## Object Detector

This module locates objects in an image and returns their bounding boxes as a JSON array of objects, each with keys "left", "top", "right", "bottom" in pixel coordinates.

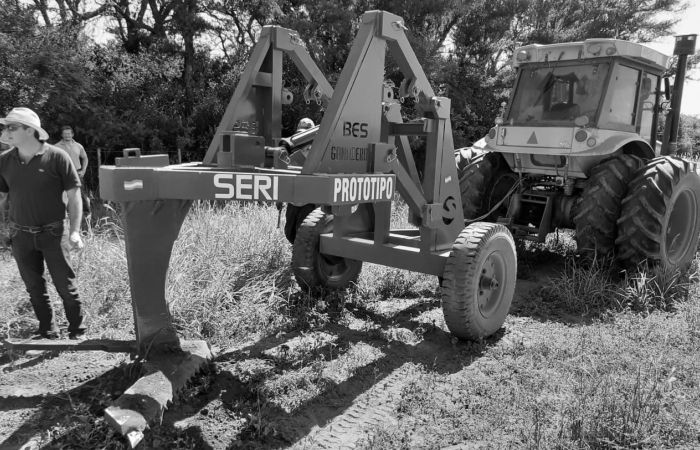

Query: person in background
[
  {"left": 284, "top": 118, "right": 317, "bottom": 242},
  {"left": 296, "top": 117, "right": 314, "bottom": 132},
  {"left": 0, "top": 107, "right": 86, "bottom": 339},
  {"left": 54, "top": 125, "right": 91, "bottom": 223},
  {"left": 288, "top": 118, "right": 315, "bottom": 167}
]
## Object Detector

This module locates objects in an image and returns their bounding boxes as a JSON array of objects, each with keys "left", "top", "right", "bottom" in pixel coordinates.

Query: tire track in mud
[
  {"left": 295, "top": 364, "right": 412, "bottom": 449},
  {"left": 290, "top": 276, "right": 555, "bottom": 449}
]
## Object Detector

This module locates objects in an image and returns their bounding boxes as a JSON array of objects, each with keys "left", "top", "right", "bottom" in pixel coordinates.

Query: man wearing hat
[{"left": 0, "top": 107, "right": 86, "bottom": 339}]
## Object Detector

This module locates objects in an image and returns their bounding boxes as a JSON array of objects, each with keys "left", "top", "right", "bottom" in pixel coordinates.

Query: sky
[{"left": 648, "top": 1, "right": 700, "bottom": 116}]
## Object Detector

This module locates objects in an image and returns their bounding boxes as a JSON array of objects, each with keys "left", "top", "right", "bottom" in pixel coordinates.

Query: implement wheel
[
  {"left": 441, "top": 222, "right": 517, "bottom": 340},
  {"left": 574, "top": 154, "right": 643, "bottom": 260},
  {"left": 284, "top": 203, "right": 316, "bottom": 243},
  {"left": 459, "top": 152, "right": 516, "bottom": 221},
  {"left": 292, "top": 208, "right": 362, "bottom": 291},
  {"left": 616, "top": 156, "right": 700, "bottom": 271}
]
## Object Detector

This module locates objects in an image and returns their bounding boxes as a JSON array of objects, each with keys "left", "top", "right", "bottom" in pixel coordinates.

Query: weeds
[
  {"left": 2, "top": 202, "right": 700, "bottom": 449},
  {"left": 618, "top": 264, "right": 693, "bottom": 314},
  {"left": 534, "top": 253, "right": 699, "bottom": 317},
  {"left": 537, "top": 256, "right": 620, "bottom": 315}
]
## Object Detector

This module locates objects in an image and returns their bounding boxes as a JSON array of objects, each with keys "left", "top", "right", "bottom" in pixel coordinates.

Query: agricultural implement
[
  {"left": 5, "top": 10, "right": 696, "bottom": 448},
  {"left": 4, "top": 11, "right": 518, "bottom": 446},
  {"left": 457, "top": 33, "right": 700, "bottom": 271}
]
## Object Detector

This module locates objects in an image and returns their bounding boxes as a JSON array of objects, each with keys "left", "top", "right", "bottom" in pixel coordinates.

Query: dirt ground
[{"left": 0, "top": 251, "right": 564, "bottom": 449}]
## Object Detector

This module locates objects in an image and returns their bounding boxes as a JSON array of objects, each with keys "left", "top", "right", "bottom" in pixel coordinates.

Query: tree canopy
[{"left": 0, "top": 0, "right": 689, "bottom": 187}]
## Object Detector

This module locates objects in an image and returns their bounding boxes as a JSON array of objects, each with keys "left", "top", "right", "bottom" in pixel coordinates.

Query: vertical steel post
[{"left": 662, "top": 34, "right": 697, "bottom": 155}]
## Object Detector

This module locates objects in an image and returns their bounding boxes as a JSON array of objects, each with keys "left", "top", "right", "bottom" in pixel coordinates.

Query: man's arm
[
  {"left": 65, "top": 187, "right": 84, "bottom": 249},
  {"left": 78, "top": 145, "right": 88, "bottom": 177}
]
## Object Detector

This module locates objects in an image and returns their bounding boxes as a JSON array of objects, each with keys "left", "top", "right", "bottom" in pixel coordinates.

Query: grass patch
[
  {"left": 2, "top": 203, "right": 700, "bottom": 449},
  {"left": 533, "top": 251, "right": 698, "bottom": 318}
]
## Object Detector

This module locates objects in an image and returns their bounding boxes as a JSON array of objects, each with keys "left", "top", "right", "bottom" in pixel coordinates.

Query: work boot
[
  {"left": 68, "top": 329, "right": 87, "bottom": 340},
  {"left": 32, "top": 330, "right": 59, "bottom": 340}
]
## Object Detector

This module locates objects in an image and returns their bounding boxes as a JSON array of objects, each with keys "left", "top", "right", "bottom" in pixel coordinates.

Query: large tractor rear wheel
[
  {"left": 616, "top": 156, "right": 700, "bottom": 272},
  {"left": 459, "top": 152, "right": 516, "bottom": 221},
  {"left": 574, "top": 154, "right": 643, "bottom": 260},
  {"left": 441, "top": 222, "right": 517, "bottom": 340},
  {"left": 292, "top": 208, "right": 362, "bottom": 291}
]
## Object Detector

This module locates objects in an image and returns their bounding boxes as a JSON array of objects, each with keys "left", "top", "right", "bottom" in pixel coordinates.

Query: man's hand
[{"left": 69, "top": 231, "right": 84, "bottom": 250}]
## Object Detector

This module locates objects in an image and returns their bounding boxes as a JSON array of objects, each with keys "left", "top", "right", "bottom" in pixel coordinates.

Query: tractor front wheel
[
  {"left": 441, "top": 222, "right": 517, "bottom": 340},
  {"left": 616, "top": 156, "right": 700, "bottom": 272},
  {"left": 292, "top": 208, "right": 362, "bottom": 291},
  {"left": 459, "top": 152, "right": 516, "bottom": 221}
]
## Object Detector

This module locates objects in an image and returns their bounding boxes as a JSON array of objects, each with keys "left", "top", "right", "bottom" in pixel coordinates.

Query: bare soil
[{"left": 0, "top": 251, "right": 598, "bottom": 449}]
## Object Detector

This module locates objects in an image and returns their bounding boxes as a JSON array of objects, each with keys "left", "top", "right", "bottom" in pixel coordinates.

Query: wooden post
[
  {"left": 97, "top": 147, "right": 102, "bottom": 168},
  {"left": 177, "top": 146, "right": 182, "bottom": 164}
]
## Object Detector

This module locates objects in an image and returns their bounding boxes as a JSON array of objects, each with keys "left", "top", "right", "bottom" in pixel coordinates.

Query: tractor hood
[
  {"left": 481, "top": 126, "right": 653, "bottom": 158},
  {"left": 486, "top": 126, "right": 574, "bottom": 154}
]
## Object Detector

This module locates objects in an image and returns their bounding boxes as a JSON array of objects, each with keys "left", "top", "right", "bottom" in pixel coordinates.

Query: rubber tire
[
  {"left": 441, "top": 222, "right": 517, "bottom": 340},
  {"left": 574, "top": 154, "right": 644, "bottom": 260},
  {"left": 284, "top": 203, "right": 316, "bottom": 243},
  {"left": 459, "top": 152, "right": 515, "bottom": 221},
  {"left": 616, "top": 156, "right": 700, "bottom": 271},
  {"left": 292, "top": 208, "right": 363, "bottom": 290}
]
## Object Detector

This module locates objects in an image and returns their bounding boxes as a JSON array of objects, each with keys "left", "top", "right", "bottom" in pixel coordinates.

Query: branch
[
  {"left": 437, "top": 14, "right": 462, "bottom": 48},
  {"left": 56, "top": 0, "right": 67, "bottom": 23},
  {"left": 32, "top": 0, "right": 53, "bottom": 27}
]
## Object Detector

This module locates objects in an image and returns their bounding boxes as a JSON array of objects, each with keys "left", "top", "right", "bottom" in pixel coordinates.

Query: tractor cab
[
  {"left": 481, "top": 38, "right": 669, "bottom": 173},
  {"left": 459, "top": 35, "right": 700, "bottom": 271}
]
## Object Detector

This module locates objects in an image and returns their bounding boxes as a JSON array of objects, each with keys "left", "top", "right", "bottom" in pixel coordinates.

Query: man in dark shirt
[{"left": 0, "top": 107, "right": 86, "bottom": 339}]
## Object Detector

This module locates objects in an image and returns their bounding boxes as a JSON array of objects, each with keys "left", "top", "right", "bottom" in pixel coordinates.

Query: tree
[
  {"left": 170, "top": 0, "right": 209, "bottom": 115},
  {"left": 203, "top": 0, "right": 283, "bottom": 59},
  {"left": 30, "top": 0, "right": 110, "bottom": 27},
  {"left": 108, "top": 0, "right": 177, "bottom": 52}
]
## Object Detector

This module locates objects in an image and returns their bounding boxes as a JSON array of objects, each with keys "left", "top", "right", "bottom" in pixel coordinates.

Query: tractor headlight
[
  {"left": 586, "top": 137, "right": 597, "bottom": 147},
  {"left": 575, "top": 129, "right": 588, "bottom": 142},
  {"left": 587, "top": 43, "right": 602, "bottom": 55},
  {"left": 488, "top": 127, "right": 497, "bottom": 139},
  {"left": 516, "top": 50, "right": 530, "bottom": 62}
]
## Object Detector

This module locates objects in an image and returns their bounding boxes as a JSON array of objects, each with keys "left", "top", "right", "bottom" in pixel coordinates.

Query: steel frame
[{"left": 99, "top": 10, "right": 465, "bottom": 354}]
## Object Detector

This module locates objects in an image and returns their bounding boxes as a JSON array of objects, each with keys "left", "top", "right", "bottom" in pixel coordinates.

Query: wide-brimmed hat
[{"left": 0, "top": 107, "right": 49, "bottom": 141}]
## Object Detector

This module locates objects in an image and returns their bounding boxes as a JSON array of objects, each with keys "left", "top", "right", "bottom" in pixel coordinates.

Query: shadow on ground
[
  {"left": 154, "top": 292, "right": 504, "bottom": 449},
  {"left": 0, "top": 358, "right": 214, "bottom": 450}
]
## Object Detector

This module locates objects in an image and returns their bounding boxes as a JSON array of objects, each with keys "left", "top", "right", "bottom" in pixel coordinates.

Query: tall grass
[
  {"left": 536, "top": 255, "right": 698, "bottom": 317},
  {"left": 166, "top": 202, "right": 294, "bottom": 347}
]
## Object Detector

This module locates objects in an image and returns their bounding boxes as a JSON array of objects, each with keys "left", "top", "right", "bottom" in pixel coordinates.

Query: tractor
[{"left": 455, "top": 34, "right": 700, "bottom": 271}]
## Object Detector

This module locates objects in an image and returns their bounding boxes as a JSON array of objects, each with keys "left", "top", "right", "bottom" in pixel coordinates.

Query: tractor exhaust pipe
[{"left": 661, "top": 34, "right": 697, "bottom": 156}]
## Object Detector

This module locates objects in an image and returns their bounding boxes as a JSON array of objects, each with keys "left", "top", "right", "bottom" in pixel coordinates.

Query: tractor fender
[{"left": 571, "top": 135, "right": 655, "bottom": 159}]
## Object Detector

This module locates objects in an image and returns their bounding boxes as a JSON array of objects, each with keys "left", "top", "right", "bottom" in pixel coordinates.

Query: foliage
[
  {"left": 678, "top": 113, "right": 700, "bottom": 153},
  {"left": 0, "top": 0, "right": 687, "bottom": 178}
]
